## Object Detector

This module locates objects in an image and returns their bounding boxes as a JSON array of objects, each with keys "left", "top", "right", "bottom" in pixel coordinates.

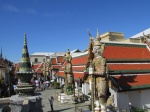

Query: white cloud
[{"left": 3, "top": 4, "right": 20, "bottom": 12}]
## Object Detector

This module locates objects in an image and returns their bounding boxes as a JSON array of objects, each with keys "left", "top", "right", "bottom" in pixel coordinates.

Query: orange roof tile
[
  {"left": 57, "top": 56, "right": 64, "bottom": 63},
  {"left": 71, "top": 55, "right": 87, "bottom": 65},
  {"left": 56, "top": 55, "right": 87, "bottom": 80},
  {"left": 108, "top": 63, "right": 150, "bottom": 73},
  {"left": 72, "top": 66, "right": 85, "bottom": 71},
  {"left": 103, "top": 44, "right": 150, "bottom": 61},
  {"left": 32, "top": 64, "right": 39, "bottom": 70},
  {"left": 53, "top": 65, "right": 61, "bottom": 69},
  {"left": 56, "top": 71, "right": 84, "bottom": 79},
  {"left": 51, "top": 58, "right": 57, "bottom": 65},
  {"left": 32, "top": 63, "right": 44, "bottom": 74},
  {"left": 112, "top": 74, "right": 150, "bottom": 91}
]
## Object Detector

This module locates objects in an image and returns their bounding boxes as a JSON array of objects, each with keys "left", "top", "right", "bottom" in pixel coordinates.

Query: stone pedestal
[
  {"left": 58, "top": 93, "right": 77, "bottom": 104},
  {"left": 58, "top": 93, "right": 72, "bottom": 103},
  {"left": 101, "top": 104, "right": 106, "bottom": 112},
  {"left": 15, "top": 83, "right": 35, "bottom": 96},
  {"left": 9, "top": 94, "right": 42, "bottom": 112},
  {"left": 95, "top": 100, "right": 101, "bottom": 112}
]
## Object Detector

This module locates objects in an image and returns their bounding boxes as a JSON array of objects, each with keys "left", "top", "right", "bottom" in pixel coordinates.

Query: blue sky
[{"left": 1, "top": 0, "right": 150, "bottom": 62}]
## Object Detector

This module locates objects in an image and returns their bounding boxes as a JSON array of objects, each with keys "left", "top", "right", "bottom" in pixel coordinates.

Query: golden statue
[
  {"left": 92, "top": 33, "right": 108, "bottom": 112},
  {"left": 64, "top": 49, "right": 74, "bottom": 95}
]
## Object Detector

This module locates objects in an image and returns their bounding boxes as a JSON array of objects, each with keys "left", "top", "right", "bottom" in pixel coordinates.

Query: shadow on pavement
[{"left": 47, "top": 107, "right": 75, "bottom": 112}]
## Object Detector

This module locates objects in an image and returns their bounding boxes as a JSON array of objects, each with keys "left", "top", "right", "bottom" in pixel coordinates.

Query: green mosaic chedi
[
  {"left": 19, "top": 34, "right": 33, "bottom": 73},
  {"left": 16, "top": 34, "right": 35, "bottom": 96}
]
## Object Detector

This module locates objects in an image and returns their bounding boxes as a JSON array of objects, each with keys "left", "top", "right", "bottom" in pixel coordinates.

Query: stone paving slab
[{"left": 40, "top": 88, "right": 91, "bottom": 112}]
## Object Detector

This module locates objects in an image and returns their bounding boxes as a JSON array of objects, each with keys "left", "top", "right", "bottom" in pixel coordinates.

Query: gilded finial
[
  {"left": 24, "top": 33, "right": 27, "bottom": 45},
  {"left": 97, "top": 28, "right": 99, "bottom": 36},
  {"left": 96, "top": 28, "right": 101, "bottom": 40},
  {"left": 87, "top": 29, "right": 92, "bottom": 37},
  {"left": 67, "top": 48, "right": 70, "bottom": 54},
  {"left": 87, "top": 29, "right": 93, "bottom": 41}
]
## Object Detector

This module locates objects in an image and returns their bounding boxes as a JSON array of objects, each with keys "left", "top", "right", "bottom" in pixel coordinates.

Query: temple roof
[
  {"left": 111, "top": 74, "right": 150, "bottom": 91},
  {"left": 107, "top": 63, "right": 150, "bottom": 74},
  {"left": 31, "top": 52, "right": 54, "bottom": 56},
  {"left": 56, "top": 52, "right": 88, "bottom": 80},
  {"left": 32, "top": 63, "right": 43, "bottom": 74},
  {"left": 51, "top": 58, "right": 57, "bottom": 65},
  {"left": 102, "top": 42, "right": 150, "bottom": 62},
  {"left": 130, "top": 28, "right": 150, "bottom": 38}
]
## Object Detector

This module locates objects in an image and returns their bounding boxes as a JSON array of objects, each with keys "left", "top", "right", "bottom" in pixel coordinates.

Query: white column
[
  {"left": 82, "top": 83, "right": 84, "bottom": 94},
  {"left": 57, "top": 77, "right": 59, "bottom": 82},
  {"left": 59, "top": 78, "right": 61, "bottom": 83},
  {"left": 85, "top": 83, "right": 90, "bottom": 95},
  {"left": 62, "top": 79, "right": 64, "bottom": 85},
  {"left": 75, "top": 82, "right": 77, "bottom": 88}
]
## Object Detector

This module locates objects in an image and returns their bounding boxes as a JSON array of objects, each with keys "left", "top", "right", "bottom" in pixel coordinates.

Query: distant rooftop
[
  {"left": 71, "top": 51, "right": 88, "bottom": 58},
  {"left": 30, "top": 49, "right": 81, "bottom": 57},
  {"left": 50, "top": 52, "right": 66, "bottom": 57},
  {"left": 130, "top": 28, "right": 150, "bottom": 38},
  {"left": 31, "top": 52, "right": 54, "bottom": 56}
]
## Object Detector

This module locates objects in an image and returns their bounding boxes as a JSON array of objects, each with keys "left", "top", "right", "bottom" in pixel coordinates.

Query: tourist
[
  {"left": 49, "top": 96, "right": 54, "bottom": 112},
  {"left": 35, "top": 78, "right": 39, "bottom": 92},
  {"left": 43, "top": 81, "right": 47, "bottom": 90}
]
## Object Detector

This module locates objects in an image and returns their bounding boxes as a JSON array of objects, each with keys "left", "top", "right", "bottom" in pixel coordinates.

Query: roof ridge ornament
[{"left": 88, "top": 29, "right": 93, "bottom": 42}]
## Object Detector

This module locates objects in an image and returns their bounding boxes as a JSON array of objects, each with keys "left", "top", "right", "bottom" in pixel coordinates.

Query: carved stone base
[
  {"left": 95, "top": 106, "right": 101, "bottom": 112},
  {"left": 95, "top": 100, "right": 101, "bottom": 112},
  {"left": 101, "top": 104, "right": 106, "bottom": 112},
  {"left": 16, "top": 83, "right": 36, "bottom": 96},
  {"left": 9, "top": 94, "right": 42, "bottom": 112}
]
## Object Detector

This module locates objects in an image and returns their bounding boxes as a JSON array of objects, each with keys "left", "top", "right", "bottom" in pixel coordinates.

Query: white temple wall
[
  {"left": 80, "top": 82, "right": 90, "bottom": 95},
  {"left": 117, "top": 92, "right": 129, "bottom": 111},
  {"left": 62, "top": 78, "right": 65, "bottom": 85},
  {"left": 75, "top": 82, "right": 78, "bottom": 88},
  {"left": 128, "top": 91, "right": 141, "bottom": 108},
  {"left": 116, "top": 89, "right": 150, "bottom": 111},
  {"left": 141, "top": 89, "right": 150, "bottom": 109},
  {"left": 57, "top": 77, "right": 59, "bottom": 82}
]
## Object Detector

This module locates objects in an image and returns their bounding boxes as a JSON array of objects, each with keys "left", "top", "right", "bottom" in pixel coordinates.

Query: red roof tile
[
  {"left": 32, "top": 64, "right": 39, "bottom": 70},
  {"left": 32, "top": 63, "right": 44, "bottom": 74},
  {"left": 112, "top": 74, "right": 150, "bottom": 91},
  {"left": 103, "top": 44, "right": 150, "bottom": 61},
  {"left": 72, "top": 66, "right": 85, "bottom": 71},
  {"left": 56, "top": 71, "right": 84, "bottom": 79},
  {"left": 56, "top": 55, "right": 87, "bottom": 80},
  {"left": 108, "top": 63, "right": 150, "bottom": 71},
  {"left": 57, "top": 56, "right": 64, "bottom": 63},
  {"left": 53, "top": 65, "right": 61, "bottom": 69},
  {"left": 51, "top": 58, "right": 57, "bottom": 65},
  {"left": 71, "top": 55, "right": 88, "bottom": 65}
]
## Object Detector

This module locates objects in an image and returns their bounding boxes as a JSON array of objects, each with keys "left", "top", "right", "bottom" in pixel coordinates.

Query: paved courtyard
[{"left": 40, "top": 88, "right": 90, "bottom": 112}]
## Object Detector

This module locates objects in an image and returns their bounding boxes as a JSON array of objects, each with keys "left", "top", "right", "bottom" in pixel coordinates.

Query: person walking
[{"left": 49, "top": 96, "right": 54, "bottom": 112}]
